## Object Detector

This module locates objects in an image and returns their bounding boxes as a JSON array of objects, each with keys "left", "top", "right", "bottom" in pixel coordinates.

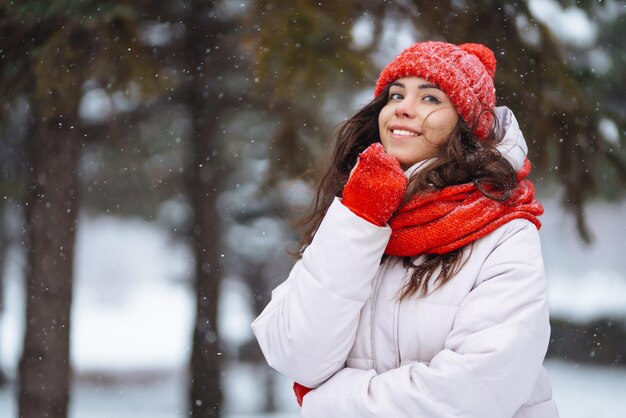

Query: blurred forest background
[{"left": 0, "top": 0, "right": 625, "bottom": 417}]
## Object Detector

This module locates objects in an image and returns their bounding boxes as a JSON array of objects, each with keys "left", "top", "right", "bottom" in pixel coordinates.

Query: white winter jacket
[{"left": 252, "top": 107, "right": 559, "bottom": 417}]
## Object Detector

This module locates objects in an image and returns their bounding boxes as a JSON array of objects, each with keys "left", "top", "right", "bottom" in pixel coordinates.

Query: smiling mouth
[{"left": 390, "top": 128, "right": 420, "bottom": 137}]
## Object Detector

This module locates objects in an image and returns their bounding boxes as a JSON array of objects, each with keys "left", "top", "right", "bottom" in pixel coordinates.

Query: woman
[{"left": 251, "top": 41, "right": 559, "bottom": 417}]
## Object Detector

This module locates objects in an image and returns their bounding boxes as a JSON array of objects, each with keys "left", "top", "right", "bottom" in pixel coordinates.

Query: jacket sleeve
[
  {"left": 301, "top": 219, "right": 552, "bottom": 418},
  {"left": 251, "top": 197, "right": 392, "bottom": 387}
]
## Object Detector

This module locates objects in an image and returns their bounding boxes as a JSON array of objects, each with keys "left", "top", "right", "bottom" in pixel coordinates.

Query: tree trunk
[
  {"left": 187, "top": 124, "right": 224, "bottom": 418},
  {"left": 251, "top": 267, "right": 277, "bottom": 413},
  {"left": 187, "top": 99, "right": 224, "bottom": 415},
  {"left": 186, "top": 2, "right": 227, "bottom": 416},
  {"left": 0, "top": 203, "right": 7, "bottom": 386},
  {"left": 18, "top": 114, "right": 80, "bottom": 418}
]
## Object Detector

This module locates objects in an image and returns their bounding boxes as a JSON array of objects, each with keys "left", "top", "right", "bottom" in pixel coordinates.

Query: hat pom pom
[{"left": 459, "top": 43, "right": 496, "bottom": 79}]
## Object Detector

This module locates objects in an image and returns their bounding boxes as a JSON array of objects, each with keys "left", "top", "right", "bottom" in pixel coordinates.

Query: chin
[
  {"left": 388, "top": 150, "right": 410, "bottom": 163},
  {"left": 395, "top": 157, "right": 412, "bottom": 170}
]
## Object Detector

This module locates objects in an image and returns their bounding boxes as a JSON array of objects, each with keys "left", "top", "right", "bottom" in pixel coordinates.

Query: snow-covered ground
[
  {"left": 1, "top": 360, "right": 625, "bottom": 417},
  {"left": 1, "top": 196, "right": 625, "bottom": 417}
]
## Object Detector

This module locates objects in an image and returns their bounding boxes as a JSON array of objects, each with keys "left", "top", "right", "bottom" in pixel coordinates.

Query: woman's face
[{"left": 378, "top": 76, "right": 459, "bottom": 170}]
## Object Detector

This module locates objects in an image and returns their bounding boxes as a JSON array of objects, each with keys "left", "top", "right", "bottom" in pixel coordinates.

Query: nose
[{"left": 394, "top": 98, "right": 417, "bottom": 119}]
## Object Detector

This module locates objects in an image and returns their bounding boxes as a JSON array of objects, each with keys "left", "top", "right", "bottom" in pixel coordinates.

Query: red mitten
[
  {"left": 293, "top": 382, "right": 313, "bottom": 407},
  {"left": 341, "top": 142, "right": 407, "bottom": 226}
]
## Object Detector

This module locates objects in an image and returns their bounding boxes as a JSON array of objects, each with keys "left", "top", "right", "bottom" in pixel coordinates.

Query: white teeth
[{"left": 392, "top": 129, "right": 418, "bottom": 137}]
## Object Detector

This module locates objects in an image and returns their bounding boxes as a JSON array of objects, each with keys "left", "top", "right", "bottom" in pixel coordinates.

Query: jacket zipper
[
  {"left": 395, "top": 279, "right": 402, "bottom": 369},
  {"left": 370, "top": 259, "right": 389, "bottom": 372},
  {"left": 395, "top": 262, "right": 411, "bottom": 369}
]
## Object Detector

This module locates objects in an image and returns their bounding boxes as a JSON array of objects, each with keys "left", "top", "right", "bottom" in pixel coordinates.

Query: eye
[
  {"left": 422, "top": 94, "right": 442, "bottom": 104},
  {"left": 388, "top": 92, "right": 404, "bottom": 101}
]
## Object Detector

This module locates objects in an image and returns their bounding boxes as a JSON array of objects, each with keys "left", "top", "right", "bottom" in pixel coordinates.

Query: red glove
[
  {"left": 341, "top": 142, "right": 407, "bottom": 226},
  {"left": 293, "top": 382, "right": 313, "bottom": 407}
]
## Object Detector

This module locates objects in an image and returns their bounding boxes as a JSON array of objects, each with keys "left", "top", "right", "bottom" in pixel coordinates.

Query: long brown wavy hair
[{"left": 296, "top": 85, "right": 517, "bottom": 299}]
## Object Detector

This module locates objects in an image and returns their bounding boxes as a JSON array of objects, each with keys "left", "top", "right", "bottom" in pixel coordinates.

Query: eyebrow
[{"left": 390, "top": 81, "right": 442, "bottom": 90}]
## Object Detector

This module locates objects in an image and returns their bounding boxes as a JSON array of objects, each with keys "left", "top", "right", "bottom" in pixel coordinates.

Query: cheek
[
  {"left": 378, "top": 105, "right": 393, "bottom": 131},
  {"left": 423, "top": 108, "right": 458, "bottom": 144}
]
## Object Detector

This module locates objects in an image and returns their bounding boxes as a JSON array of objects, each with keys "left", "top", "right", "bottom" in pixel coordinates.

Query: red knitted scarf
[{"left": 385, "top": 159, "right": 543, "bottom": 256}]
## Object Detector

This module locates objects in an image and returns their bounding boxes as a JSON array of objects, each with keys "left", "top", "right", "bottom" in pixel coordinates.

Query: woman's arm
[
  {"left": 300, "top": 219, "right": 552, "bottom": 417},
  {"left": 251, "top": 197, "right": 392, "bottom": 387},
  {"left": 252, "top": 143, "right": 406, "bottom": 387}
]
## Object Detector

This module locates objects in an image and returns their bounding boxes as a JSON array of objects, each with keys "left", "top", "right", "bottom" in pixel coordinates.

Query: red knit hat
[{"left": 375, "top": 41, "right": 497, "bottom": 139}]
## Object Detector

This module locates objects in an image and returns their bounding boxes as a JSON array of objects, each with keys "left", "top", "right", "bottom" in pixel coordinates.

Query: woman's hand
[
  {"left": 341, "top": 142, "right": 407, "bottom": 226},
  {"left": 293, "top": 382, "right": 313, "bottom": 407}
]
